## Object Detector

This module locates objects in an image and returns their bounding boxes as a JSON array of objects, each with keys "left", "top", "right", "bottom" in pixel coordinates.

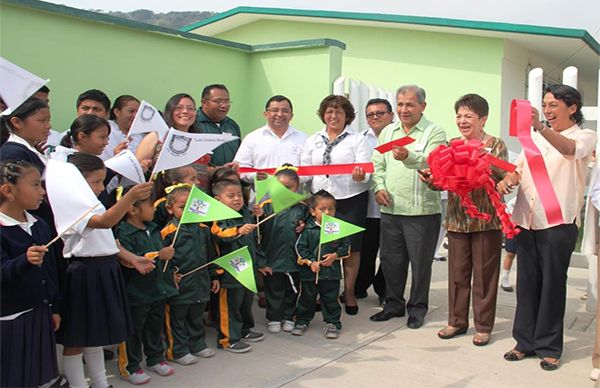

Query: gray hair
[{"left": 396, "top": 85, "right": 426, "bottom": 104}]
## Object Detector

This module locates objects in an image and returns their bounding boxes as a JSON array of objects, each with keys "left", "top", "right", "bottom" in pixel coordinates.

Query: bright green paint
[{"left": 214, "top": 20, "right": 504, "bottom": 138}]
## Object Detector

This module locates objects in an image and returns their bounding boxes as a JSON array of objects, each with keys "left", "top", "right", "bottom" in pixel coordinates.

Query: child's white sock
[
  {"left": 83, "top": 347, "right": 109, "bottom": 388},
  {"left": 62, "top": 353, "right": 87, "bottom": 388},
  {"left": 501, "top": 269, "right": 511, "bottom": 286}
]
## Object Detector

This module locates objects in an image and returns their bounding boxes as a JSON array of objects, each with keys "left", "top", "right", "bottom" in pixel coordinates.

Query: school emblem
[
  {"left": 140, "top": 105, "right": 156, "bottom": 122},
  {"left": 324, "top": 221, "right": 340, "bottom": 235},
  {"left": 229, "top": 256, "right": 248, "bottom": 273},
  {"left": 168, "top": 134, "right": 191, "bottom": 155},
  {"left": 189, "top": 199, "right": 209, "bottom": 216}
]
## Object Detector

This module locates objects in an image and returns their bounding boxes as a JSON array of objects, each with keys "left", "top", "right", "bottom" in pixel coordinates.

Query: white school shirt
[
  {"left": 7, "top": 133, "right": 47, "bottom": 165},
  {"left": 362, "top": 127, "right": 381, "bottom": 218},
  {"left": 61, "top": 204, "right": 119, "bottom": 258},
  {"left": 234, "top": 125, "right": 307, "bottom": 183},
  {"left": 301, "top": 126, "right": 371, "bottom": 200},
  {"left": 99, "top": 120, "right": 144, "bottom": 161}
]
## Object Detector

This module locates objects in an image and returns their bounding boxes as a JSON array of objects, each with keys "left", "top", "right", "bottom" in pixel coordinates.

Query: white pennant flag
[
  {"left": 104, "top": 149, "right": 145, "bottom": 184},
  {"left": 127, "top": 100, "right": 170, "bottom": 141},
  {"left": 0, "top": 57, "right": 49, "bottom": 116},
  {"left": 45, "top": 159, "right": 101, "bottom": 236},
  {"left": 151, "top": 128, "right": 238, "bottom": 176}
]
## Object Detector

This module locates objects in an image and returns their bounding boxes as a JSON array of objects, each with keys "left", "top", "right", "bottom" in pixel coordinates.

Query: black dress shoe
[
  {"left": 345, "top": 305, "right": 359, "bottom": 315},
  {"left": 540, "top": 358, "right": 560, "bottom": 371},
  {"left": 369, "top": 310, "right": 404, "bottom": 322},
  {"left": 406, "top": 316, "right": 424, "bottom": 329}
]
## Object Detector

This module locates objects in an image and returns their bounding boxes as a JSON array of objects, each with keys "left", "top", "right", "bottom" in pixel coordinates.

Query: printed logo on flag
[
  {"left": 168, "top": 134, "right": 192, "bottom": 155},
  {"left": 324, "top": 221, "right": 340, "bottom": 235},
  {"left": 189, "top": 199, "right": 210, "bottom": 216},
  {"left": 229, "top": 256, "right": 248, "bottom": 273},
  {"left": 140, "top": 105, "right": 156, "bottom": 122}
]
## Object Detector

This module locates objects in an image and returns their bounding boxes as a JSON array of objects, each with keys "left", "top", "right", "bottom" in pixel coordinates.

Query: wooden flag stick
[
  {"left": 314, "top": 243, "right": 322, "bottom": 285},
  {"left": 256, "top": 212, "right": 277, "bottom": 226},
  {"left": 180, "top": 261, "right": 212, "bottom": 278},
  {"left": 256, "top": 215, "right": 261, "bottom": 243},
  {"left": 45, "top": 203, "right": 100, "bottom": 248},
  {"left": 163, "top": 222, "right": 182, "bottom": 272}
]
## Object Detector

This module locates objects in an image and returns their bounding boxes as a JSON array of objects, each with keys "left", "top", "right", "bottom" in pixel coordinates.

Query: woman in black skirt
[
  {"left": 300, "top": 95, "right": 371, "bottom": 315},
  {"left": 55, "top": 154, "right": 153, "bottom": 388}
]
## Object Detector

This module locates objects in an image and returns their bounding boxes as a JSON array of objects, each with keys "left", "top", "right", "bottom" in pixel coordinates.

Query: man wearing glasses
[
  {"left": 354, "top": 98, "right": 394, "bottom": 306},
  {"left": 195, "top": 84, "right": 241, "bottom": 168}
]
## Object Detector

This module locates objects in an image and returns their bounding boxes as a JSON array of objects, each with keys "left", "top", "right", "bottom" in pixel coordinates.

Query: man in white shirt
[
  {"left": 355, "top": 98, "right": 394, "bottom": 305},
  {"left": 235, "top": 95, "right": 307, "bottom": 197}
]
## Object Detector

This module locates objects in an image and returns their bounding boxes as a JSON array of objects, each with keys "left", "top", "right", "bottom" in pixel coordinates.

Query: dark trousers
[
  {"left": 119, "top": 300, "right": 166, "bottom": 374},
  {"left": 513, "top": 224, "right": 578, "bottom": 359},
  {"left": 296, "top": 279, "right": 341, "bottom": 329},
  {"left": 263, "top": 272, "right": 299, "bottom": 322},
  {"left": 216, "top": 288, "right": 255, "bottom": 348},
  {"left": 380, "top": 213, "right": 441, "bottom": 320},
  {"left": 355, "top": 217, "right": 386, "bottom": 298},
  {"left": 447, "top": 230, "right": 502, "bottom": 333},
  {"left": 165, "top": 302, "right": 207, "bottom": 360}
]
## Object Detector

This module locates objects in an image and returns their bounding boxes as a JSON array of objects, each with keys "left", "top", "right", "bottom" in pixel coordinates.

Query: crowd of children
[{"left": 0, "top": 90, "right": 351, "bottom": 387}]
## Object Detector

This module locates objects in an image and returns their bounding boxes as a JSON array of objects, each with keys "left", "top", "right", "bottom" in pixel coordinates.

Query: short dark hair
[
  {"left": 544, "top": 84, "right": 584, "bottom": 126},
  {"left": 67, "top": 153, "right": 105, "bottom": 176},
  {"left": 61, "top": 114, "right": 111, "bottom": 148},
  {"left": 76, "top": 89, "right": 111, "bottom": 112},
  {"left": 212, "top": 179, "right": 242, "bottom": 196},
  {"left": 454, "top": 94, "right": 489, "bottom": 118},
  {"left": 201, "top": 84, "right": 229, "bottom": 100},
  {"left": 265, "top": 95, "right": 293, "bottom": 112},
  {"left": 309, "top": 189, "right": 336, "bottom": 210},
  {"left": 317, "top": 95, "right": 356, "bottom": 127},
  {"left": 109, "top": 95, "right": 139, "bottom": 120},
  {"left": 366, "top": 98, "right": 392, "bottom": 113},
  {"left": 0, "top": 160, "right": 39, "bottom": 203}
]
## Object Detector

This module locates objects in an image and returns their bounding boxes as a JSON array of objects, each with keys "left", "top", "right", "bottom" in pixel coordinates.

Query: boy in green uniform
[
  {"left": 293, "top": 190, "right": 350, "bottom": 339},
  {"left": 116, "top": 189, "right": 179, "bottom": 384},
  {"left": 211, "top": 180, "right": 265, "bottom": 353},
  {"left": 161, "top": 186, "right": 220, "bottom": 366},
  {"left": 258, "top": 167, "right": 308, "bottom": 333}
]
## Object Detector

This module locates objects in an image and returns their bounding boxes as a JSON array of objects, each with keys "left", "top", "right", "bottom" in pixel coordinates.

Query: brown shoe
[
  {"left": 473, "top": 332, "right": 490, "bottom": 346},
  {"left": 437, "top": 326, "right": 468, "bottom": 339}
]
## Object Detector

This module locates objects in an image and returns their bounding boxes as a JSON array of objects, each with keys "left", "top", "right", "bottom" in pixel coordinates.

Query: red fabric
[{"left": 374, "top": 136, "right": 415, "bottom": 153}]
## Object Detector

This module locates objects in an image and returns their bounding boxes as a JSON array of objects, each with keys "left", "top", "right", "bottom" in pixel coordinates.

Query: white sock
[
  {"left": 62, "top": 353, "right": 87, "bottom": 388},
  {"left": 501, "top": 269, "right": 510, "bottom": 284},
  {"left": 83, "top": 347, "right": 108, "bottom": 388}
]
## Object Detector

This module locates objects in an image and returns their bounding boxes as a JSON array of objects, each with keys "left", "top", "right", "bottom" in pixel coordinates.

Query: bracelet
[{"left": 533, "top": 125, "right": 547, "bottom": 133}]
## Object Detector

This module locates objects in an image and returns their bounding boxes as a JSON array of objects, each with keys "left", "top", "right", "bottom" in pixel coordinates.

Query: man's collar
[
  {"left": 262, "top": 125, "right": 297, "bottom": 139},
  {"left": 393, "top": 115, "right": 428, "bottom": 134}
]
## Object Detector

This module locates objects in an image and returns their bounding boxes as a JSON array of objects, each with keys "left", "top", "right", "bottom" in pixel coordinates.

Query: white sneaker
[
  {"left": 174, "top": 353, "right": 199, "bottom": 366},
  {"left": 193, "top": 348, "right": 215, "bottom": 358},
  {"left": 591, "top": 368, "right": 600, "bottom": 381},
  {"left": 268, "top": 321, "right": 282, "bottom": 333},
  {"left": 121, "top": 369, "right": 151, "bottom": 385},
  {"left": 148, "top": 361, "right": 174, "bottom": 376},
  {"left": 282, "top": 320, "right": 295, "bottom": 332}
]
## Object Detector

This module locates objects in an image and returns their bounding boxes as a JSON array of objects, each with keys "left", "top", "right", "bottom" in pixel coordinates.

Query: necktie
[{"left": 321, "top": 132, "right": 349, "bottom": 165}]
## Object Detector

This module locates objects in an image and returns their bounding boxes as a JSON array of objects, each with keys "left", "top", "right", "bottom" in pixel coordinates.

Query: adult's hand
[
  {"left": 392, "top": 145, "right": 409, "bottom": 161},
  {"left": 496, "top": 172, "right": 520, "bottom": 195},
  {"left": 375, "top": 190, "right": 391, "bottom": 206},
  {"left": 352, "top": 166, "right": 366, "bottom": 182}
]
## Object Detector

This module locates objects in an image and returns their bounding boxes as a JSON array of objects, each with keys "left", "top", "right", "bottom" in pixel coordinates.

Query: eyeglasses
[
  {"left": 205, "top": 99, "right": 232, "bottom": 106},
  {"left": 266, "top": 108, "right": 292, "bottom": 114},
  {"left": 174, "top": 105, "right": 196, "bottom": 112},
  {"left": 366, "top": 111, "right": 390, "bottom": 119}
]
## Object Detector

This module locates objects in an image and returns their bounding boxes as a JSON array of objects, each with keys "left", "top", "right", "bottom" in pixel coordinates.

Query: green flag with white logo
[
  {"left": 211, "top": 246, "right": 257, "bottom": 293},
  {"left": 319, "top": 214, "right": 365, "bottom": 244},
  {"left": 180, "top": 185, "right": 241, "bottom": 224}
]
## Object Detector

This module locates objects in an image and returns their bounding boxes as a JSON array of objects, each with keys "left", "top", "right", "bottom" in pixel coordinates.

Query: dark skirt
[
  {"left": 56, "top": 255, "right": 133, "bottom": 347},
  {"left": 335, "top": 190, "right": 368, "bottom": 251},
  {"left": 1, "top": 306, "right": 58, "bottom": 387}
]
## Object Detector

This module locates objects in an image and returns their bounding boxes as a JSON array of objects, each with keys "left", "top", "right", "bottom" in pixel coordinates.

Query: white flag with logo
[
  {"left": 45, "top": 159, "right": 101, "bottom": 235},
  {"left": 127, "top": 100, "right": 170, "bottom": 141},
  {"left": 104, "top": 150, "right": 145, "bottom": 184},
  {"left": 151, "top": 128, "right": 238, "bottom": 176},
  {"left": 0, "top": 56, "right": 49, "bottom": 116}
]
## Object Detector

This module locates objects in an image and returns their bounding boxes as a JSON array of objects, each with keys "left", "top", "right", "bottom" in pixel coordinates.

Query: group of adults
[{"left": 233, "top": 83, "right": 597, "bottom": 373}]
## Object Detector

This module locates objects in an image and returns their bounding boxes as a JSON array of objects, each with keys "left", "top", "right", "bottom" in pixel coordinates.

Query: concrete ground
[{"left": 104, "top": 253, "right": 597, "bottom": 388}]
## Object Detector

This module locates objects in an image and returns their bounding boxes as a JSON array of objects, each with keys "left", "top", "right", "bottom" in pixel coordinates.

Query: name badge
[{"left": 413, "top": 143, "right": 425, "bottom": 152}]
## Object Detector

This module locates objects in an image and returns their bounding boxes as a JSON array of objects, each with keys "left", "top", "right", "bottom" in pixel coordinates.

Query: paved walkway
[{"left": 104, "top": 259, "right": 597, "bottom": 388}]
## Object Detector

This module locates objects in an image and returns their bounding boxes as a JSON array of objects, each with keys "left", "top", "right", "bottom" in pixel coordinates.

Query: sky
[{"left": 44, "top": 0, "right": 600, "bottom": 39}]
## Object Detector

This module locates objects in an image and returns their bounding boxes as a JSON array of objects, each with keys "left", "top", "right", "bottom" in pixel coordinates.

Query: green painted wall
[{"left": 215, "top": 20, "right": 505, "bottom": 138}]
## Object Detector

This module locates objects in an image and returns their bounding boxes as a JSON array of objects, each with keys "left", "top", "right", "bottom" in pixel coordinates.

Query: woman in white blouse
[{"left": 301, "top": 95, "right": 371, "bottom": 315}]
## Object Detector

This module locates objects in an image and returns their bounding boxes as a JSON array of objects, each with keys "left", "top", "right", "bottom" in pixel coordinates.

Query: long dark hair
[
  {"left": 0, "top": 97, "right": 48, "bottom": 146},
  {"left": 60, "top": 114, "right": 111, "bottom": 148},
  {"left": 163, "top": 93, "right": 198, "bottom": 131},
  {"left": 544, "top": 84, "right": 584, "bottom": 126}
]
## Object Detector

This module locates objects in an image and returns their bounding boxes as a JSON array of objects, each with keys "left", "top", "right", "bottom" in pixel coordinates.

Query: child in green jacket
[
  {"left": 161, "top": 186, "right": 219, "bottom": 366},
  {"left": 293, "top": 190, "right": 350, "bottom": 339},
  {"left": 211, "top": 179, "right": 265, "bottom": 353},
  {"left": 116, "top": 188, "right": 179, "bottom": 385}
]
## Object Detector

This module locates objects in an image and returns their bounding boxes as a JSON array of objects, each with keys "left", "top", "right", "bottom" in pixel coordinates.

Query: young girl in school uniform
[
  {"left": 56, "top": 153, "right": 153, "bottom": 388},
  {"left": 0, "top": 160, "right": 61, "bottom": 387},
  {"left": 152, "top": 165, "right": 199, "bottom": 228}
]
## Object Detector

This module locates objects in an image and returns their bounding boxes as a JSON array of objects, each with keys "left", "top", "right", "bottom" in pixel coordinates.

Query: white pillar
[
  {"left": 332, "top": 76, "right": 346, "bottom": 97},
  {"left": 562, "top": 66, "right": 578, "bottom": 89},
  {"left": 527, "top": 68, "right": 544, "bottom": 114}
]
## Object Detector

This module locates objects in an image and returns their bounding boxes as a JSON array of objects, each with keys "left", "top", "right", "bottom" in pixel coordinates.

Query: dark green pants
[
  {"left": 118, "top": 300, "right": 166, "bottom": 375},
  {"left": 263, "top": 272, "right": 299, "bottom": 322},
  {"left": 296, "top": 279, "right": 341, "bottom": 329},
  {"left": 165, "top": 302, "right": 207, "bottom": 360},
  {"left": 216, "top": 287, "right": 255, "bottom": 348}
]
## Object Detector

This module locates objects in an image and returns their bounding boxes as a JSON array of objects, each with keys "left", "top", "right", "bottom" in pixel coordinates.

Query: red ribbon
[
  {"left": 239, "top": 163, "right": 374, "bottom": 176},
  {"left": 428, "top": 139, "right": 520, "bottom": 238},
  {"left": 374, "top": 136, "right": 415, "bottom": 153},
  {"left": 509, "top": 100, "right": 564, "bottom": 225}
]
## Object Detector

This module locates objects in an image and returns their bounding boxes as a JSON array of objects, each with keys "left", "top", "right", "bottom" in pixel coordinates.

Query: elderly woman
[
  {"left": 426, "top": 94, "right": 507, "bottom": 346},
  {"left": 498, "top": 85, "right": 597, "bottom": 371},
  {"left": 300, "top": 95, "right": 371, "bottom": 315}
]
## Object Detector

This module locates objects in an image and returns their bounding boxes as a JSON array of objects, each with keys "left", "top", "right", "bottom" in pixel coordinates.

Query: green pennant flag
[
  {"left": 319, "top": 214, "right": 366, "bottom": 244},
  {"left": 211, "top": 246, "right": 257, "bottom": 292},
  {"left": 254, "top": 175, "right": 274, "bottom": 204},
  {"left": 180, "top": 185, "right": 241, "bottom": 224},
  {"left": 269, "top": 177, "right": 307, "bottom": 213}
]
